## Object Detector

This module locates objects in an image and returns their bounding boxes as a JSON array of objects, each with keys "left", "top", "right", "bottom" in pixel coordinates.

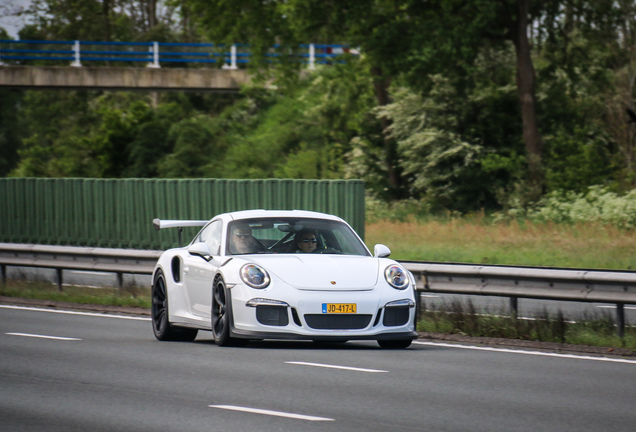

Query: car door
[{"left": 183, "top": 220, "right": 223, "bottom": 319}]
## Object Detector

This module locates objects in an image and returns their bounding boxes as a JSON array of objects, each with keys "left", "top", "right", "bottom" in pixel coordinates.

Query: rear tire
[
  {"left": 151, "top": 270, "right": 198, "bottom": 342},
  {"left": 377, "top": 339, "right": 412, "bottom": 349}
]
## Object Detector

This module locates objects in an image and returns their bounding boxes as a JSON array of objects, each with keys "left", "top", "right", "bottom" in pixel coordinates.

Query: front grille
[
  {"left": 383, "top": 306, "right": 410, "bottom": 327},
  {"left": 304, "top": 314, "right": 372, "bottom": 330},
  {"left": 256, "top": 306, "right": 289, "bottom": 326}
]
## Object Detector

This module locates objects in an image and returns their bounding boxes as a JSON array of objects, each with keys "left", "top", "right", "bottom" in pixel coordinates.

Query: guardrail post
[
  {"left": 70, "top": 40, "right": 82, "bottom": 67},
  {"left": 147, "top": 42, "right": 160, "bottom": 68},
  {"left": 617, "top": 303, "right": 625, "bottom": 339},
  {"left": 308, "top": 43, "right": 316, "bottom": 70},
  {"left": 56, "top": 268, "right": 63, "bottom": 292},
  {"left": 223, "top": 44, "right": 238, "bottom": 70},
  {"left": 116, "top": 272, "right": 124, "bottom": 290},
  {"left": 1, "top": 264, "right": 6, "bottom": 286},
  {"left": 510, "top": 297, "right": 518, "bottom": 319}
]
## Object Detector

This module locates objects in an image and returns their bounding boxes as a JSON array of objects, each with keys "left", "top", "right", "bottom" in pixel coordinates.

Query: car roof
[{"left": 222, "top": 209, "right": 344, "bottom": 222}]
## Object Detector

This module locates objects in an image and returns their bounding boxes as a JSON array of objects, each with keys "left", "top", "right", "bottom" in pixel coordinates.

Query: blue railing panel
[{"left": 0, "top": 39, "right": 359, "bottom": 69}]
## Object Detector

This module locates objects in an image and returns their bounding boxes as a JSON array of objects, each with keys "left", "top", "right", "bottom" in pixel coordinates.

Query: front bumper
[{"left": 229, "top": 283, "right": 417, "bottom": 341}]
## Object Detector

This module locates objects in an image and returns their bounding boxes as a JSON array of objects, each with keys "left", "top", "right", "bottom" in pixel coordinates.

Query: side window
[{"left": 198, "top": 220, "right": 222, "bottom": 256}]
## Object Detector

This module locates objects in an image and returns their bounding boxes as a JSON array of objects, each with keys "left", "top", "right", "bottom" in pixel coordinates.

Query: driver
[
  {"left": 229, "top": 225, "right": 258, "bottom": 254},
  {"left": 295, "top": 229, "right": 317, "bottom": 253}
]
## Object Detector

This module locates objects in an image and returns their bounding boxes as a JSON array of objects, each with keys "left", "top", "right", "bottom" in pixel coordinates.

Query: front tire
[
  {"left": 211, "top": 276, "right": 247, "bottom": 347},
  {"left": 151, "top": 270, "right": 198, "bottom": 342}
]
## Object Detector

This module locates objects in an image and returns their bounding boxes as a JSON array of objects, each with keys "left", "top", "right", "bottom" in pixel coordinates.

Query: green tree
[
  {"left": 157, "top": 114, "right": 225, "bottom": 178},
  {"left": 20, "top": 0, "right": 179, "bottom": 42},
  {"left": 216, "top": 63, "right": 376, "bottom": 180},
  {"left": 183, "top": 0, "right": 424, "bottom": 196},
  {"left": 0, "top": 90, "right": 23, "bottom": 176},
  {"left": 10, "top": 91, "right": 101, "bottom": 177}
]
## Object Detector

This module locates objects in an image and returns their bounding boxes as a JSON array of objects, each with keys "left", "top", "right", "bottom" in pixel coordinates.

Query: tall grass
[
  {"left": 366, "top": 215, "right": 636, "bottom": 269},
  {"left": 364, "top": 189, "right": 636, "bottom": 269}
]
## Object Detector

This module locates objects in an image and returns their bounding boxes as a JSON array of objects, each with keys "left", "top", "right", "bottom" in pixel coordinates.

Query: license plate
[{"left": 322, "top": 303, "right": 357, "bottom": 314}]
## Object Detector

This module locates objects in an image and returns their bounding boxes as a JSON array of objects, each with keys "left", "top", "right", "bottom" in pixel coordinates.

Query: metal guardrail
[
  {"left": 0, "top": 243, "right": 160, "bottom": 290},
  {"left": 405, "top": 261, "right": 636, "bottom": 338},
  {"left": 1, "top": 244, "right": 635, "bottom": 336},
  {"left": 0, "top": 40, "right": 358, "bottom": 70}
]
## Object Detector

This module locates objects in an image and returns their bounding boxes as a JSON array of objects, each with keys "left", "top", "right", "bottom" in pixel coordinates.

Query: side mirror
[
  {"left": 373, "top": 244, "right": 391, "bottom": 258},
  {"left": 188, "top": 242, "right": 212, "bottom": 260}
]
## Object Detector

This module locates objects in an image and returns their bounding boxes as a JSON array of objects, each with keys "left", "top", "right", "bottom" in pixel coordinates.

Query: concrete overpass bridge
[
  {"left": 0, "top": 65, "right": 251, "bottom": 92},
  {"left": 0, "top": 39, "right": 356, "bottom": 92}
]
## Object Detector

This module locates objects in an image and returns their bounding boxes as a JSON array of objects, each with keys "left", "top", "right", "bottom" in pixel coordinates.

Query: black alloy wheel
[
  {"left": 151, "top": 270, "right": 198, "bottom": 342},
  {"left": 211, "top": 276, "right": 247, "bottom": 347}
]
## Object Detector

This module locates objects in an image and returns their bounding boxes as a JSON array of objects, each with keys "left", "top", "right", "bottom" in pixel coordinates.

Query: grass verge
[
  {"left": 419, "top": 298, "right": 636, "bottom": 352},
  {"left": 0, "top": 279, "right": 151, "bottom": 309}
]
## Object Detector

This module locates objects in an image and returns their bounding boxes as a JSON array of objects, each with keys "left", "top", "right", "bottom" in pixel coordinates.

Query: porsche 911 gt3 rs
[{"left": 151, "top": 209, "right": 417, "bottom": 348}]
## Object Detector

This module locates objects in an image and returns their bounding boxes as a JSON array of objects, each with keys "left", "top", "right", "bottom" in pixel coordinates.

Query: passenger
[{"left": 295, "top": 229, "right": 317, "bottom": 253}]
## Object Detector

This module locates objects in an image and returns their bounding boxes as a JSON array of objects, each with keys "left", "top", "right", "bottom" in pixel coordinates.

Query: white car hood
[{"left": 247, "top": 254, "right": 380, "bottom": 291}]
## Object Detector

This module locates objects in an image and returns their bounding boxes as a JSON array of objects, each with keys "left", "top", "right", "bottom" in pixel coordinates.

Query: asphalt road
[{"left": 1, "top": 304, "right": 636, "bottom": 432}]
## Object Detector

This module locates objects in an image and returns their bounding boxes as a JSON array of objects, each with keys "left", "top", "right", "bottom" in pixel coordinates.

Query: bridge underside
[{"left": 0, "top": 66, "right": 252, "bottom": 92}]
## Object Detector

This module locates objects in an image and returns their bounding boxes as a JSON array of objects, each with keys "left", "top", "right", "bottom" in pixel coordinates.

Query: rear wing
[
  {"left": 153, "top": 218, "right": 208, "bottom": 247},
  {"left": 152, "top": 219, "right": 208, "bottom": 231}
]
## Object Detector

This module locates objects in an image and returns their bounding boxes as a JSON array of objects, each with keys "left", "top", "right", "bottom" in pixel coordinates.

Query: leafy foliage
[
  {"left": 215, "top": 62, "right": 376, "bottom": 180},
  {"left": 526, "top": 186, "right": 636, "bottom": 229},
  {"left": 3, "top": 0, "right": 636, "bottom": 219}
]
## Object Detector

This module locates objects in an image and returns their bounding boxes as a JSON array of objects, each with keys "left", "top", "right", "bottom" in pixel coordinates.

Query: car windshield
[{"left": 226, "top": 217, "right": 370, "bottom": 256}]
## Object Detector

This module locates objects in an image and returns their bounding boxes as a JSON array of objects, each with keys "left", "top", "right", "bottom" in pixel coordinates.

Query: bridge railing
[{"left": 0, "top": 40, "right": 358, "bottom": 69}]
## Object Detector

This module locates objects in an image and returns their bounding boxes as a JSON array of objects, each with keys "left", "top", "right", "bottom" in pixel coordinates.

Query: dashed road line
[
  {"left": 6, "top": 332, "right": 81, "bottom": 341},
  {"left": 209, "top": 405, "right": 334, "bottom": 421},
  {"left": 0, "top": 304, "right": 149, "bottom": 321},
  {"left": 286, "top": 361, "right": 388, "bottom": 373}
]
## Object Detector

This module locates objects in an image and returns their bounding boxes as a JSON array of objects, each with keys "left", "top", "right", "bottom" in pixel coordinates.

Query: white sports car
[{"left": 151, "top": 209, "right": 418, "bottom": 348}]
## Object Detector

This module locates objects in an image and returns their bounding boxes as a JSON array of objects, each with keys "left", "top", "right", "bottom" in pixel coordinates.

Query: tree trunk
[
  {"left": 147, "top": 0, "right": 157, "bottom": 29},
  {"left": 370, "top": 65, "right": 404, "bottom": 196},
  {"left": 511, "top": 0, "right": 544, "bottom": 198},
  {"left": 102, "top": 0, "right": 111, "bottom": 41}
]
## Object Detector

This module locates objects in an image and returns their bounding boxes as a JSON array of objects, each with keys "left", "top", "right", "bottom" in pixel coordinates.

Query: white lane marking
[
  {"left": 286, "top": 361, "right": 388, "bottom": 373},
  {"left": 0, "top": 305, "right": 150, "bottom": 321},
  {"left": 597, "top": 305, "right": 636, "bottom": 310},
  {"left": 6, "top": 332, "right": 81, "bottom": 341},
  {"left": 209, "top": 405, "right": 334, "bottom": 422},
  {"left": 415, "top": 341, "right": 636, "bottom": 364}
]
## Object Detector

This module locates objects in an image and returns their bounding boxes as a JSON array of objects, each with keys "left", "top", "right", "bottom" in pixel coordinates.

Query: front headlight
[
  {"left": 385, "top": 264, "right": 409, "bottom": 290},
  {"left": 240, "top": 264, "right": 270, "bottom": 289}
]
